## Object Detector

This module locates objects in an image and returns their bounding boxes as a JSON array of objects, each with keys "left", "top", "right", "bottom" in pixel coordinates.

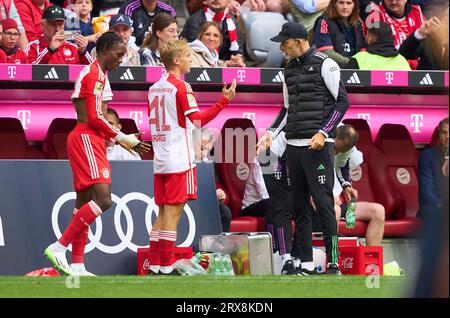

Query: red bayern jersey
[
  {"left": 148, "top": 73, "right": 200, "bottom": 174},
  {"left": 0, "top": 48, "right": 6, "bottom": 63},
  {"left": 25, "top": 37, "right": 92, "bottom": 65},
  {"left": 71, "top": 59, "right": 120, "bottom": 141},
  {"left": 2, "top": 47, "right": 28, "bottom": 64}
]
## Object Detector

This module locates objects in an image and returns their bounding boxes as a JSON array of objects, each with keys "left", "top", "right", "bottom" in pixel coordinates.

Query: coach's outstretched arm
[{"left": 187, "top": 79, "right": 237, "bottom": 127}]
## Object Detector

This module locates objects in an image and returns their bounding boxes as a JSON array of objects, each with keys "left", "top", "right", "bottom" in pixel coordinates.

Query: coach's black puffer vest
[{"left": 284, "top": 46, "right": 337, "bottom": 140}]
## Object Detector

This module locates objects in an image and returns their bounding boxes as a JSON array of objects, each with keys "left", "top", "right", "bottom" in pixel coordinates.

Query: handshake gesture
[{"left": 116, "top": 133, "right": 151, "bottom": 156}]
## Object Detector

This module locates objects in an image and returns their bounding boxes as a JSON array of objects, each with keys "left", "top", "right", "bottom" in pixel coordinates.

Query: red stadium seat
[
  {"left": 0, "top": 118, "right": 46, "bottom": 159},
  {"left": 215, "top": 118, "right": 262, "bottom": 232},
  {"left": 42, "top": 118, "right": 77, "bottom": 159},
  {"left": 370, "top": 124, "right": 421, "bottom": 237}
]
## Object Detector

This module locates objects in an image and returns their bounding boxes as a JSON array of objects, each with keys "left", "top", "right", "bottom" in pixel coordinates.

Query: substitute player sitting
[
  {"left": 147, "top": 39, "right": 237, "bottom": 275},
  {"left": 44, "top": 32, "right": 151, "bottom": 276}
]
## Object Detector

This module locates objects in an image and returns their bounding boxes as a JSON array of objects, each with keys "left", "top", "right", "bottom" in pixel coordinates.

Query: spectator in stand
[
  {"left": 105, "top": 108, "right": 142, "bottom": 161},
  {"left": 65, "top": 0, "right": 100, "bottom": 54},
  {"left": 399, "top": 8, "right": 449, "bottom": 70},
  {"left": 365, "top": 0, "right": 426, "bottom": 68},
  {"left": 119, "top": 0, "right": 176, "bottom": 47},
  {"left": 15, "top": 0, "right": 54, "bottom": 42},
  {"left": 0, "top": 22, "right": 6, "bottom": 62},
  {"left": 190, "top": 21, "right": 243, "bottom": 67},
  {"left": 181, "top": 0, "right": 245, "bottom": 66},
  {"left": 0, "top": 18, "right": 28, "bottom": 63},
  {"left": 312, "top": 0, "right": 365, "bottom": 67},
  {"left": 345, "top": 20, "right": 410, "bottom": 69},
  {"left": 1, "top": 0, "right": 29, "bottom": 48},
  {"left": 193, "top": 127, "right": 232, "bottom": 232},
  {"left": 139, "top": 12, "right": 177, "bottom": 66},
  {"left": 415, "top": 117, "right": 449, "bottom": 297},
  {"left": 288, "top": 0, "right": 330, "bottom": 31},
  {"left": 25, "top": 5, "right": 92, "bottom": 64},
  {"left": 91, "top": 14, "right": 140, "bottom": 65}
]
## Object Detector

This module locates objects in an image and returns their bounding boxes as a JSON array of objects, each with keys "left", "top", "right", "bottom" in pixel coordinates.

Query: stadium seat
[
  {"left": 240, "top": 12, "right": 286, "bottom": 67},
  {"left": 215, "top": 118, "right": 263, "bottom": 232},
  {"left": 0, "top": 118, "right": 46, "bottom": 159},
  {"left": 370, "top": 124, "right": 421, "bottom": 237},
  {"left": 42, "top": 118, "right": 77, "bottom": 159}
]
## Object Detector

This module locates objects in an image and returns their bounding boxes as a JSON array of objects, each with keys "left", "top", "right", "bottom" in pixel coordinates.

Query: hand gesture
[
  {"left": 75, "top": 34, "right": 88, "bottom": 55},
  {"left": 216, "top": 189, "right": 226, "bottom": 203},
  {"left": 228, "top": 0, "right": 241, "bottom": 16},
  {"left": 343, "top": 187, "right": 358, "bottom": 202},
  {"left": 256, "top": 131, "right": 273, "bottom": 155},
  {"left": 49, "top": 30, "right": 65, "bottom": 51},
  {"left": 308, "top": 132, "right": 326, "bottom": 150},
  {"left": 222, "top": 79, "right": 237, "bottom": 101},
  {"left": 250, "top": 0, "right": 266, "bottom": 12},
  {"left": 417, "top": 17, "right": 443, "bottom": 38}
]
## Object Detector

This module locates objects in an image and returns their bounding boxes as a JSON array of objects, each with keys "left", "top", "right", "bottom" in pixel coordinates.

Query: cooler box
[
  {"left": 137, "top": 247, "right": 194, "bottom": 275},
  {"left": 199, "top": 232, "right": 273, "bottom": 275}
]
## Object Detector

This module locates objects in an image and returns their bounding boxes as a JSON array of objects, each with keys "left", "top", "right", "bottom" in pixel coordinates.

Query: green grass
[{"left": 0, "top": 275, "right": 408, "bottom": 298}]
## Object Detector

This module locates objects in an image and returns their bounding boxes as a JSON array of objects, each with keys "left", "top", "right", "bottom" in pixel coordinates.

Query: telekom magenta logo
[
  {"left": 0, "top": 64, "right": 32, "bottom": 80},
  {"left": 8, "top": 66, "right": 16, "bottom": 79},
  {"left": 223, "top": 68, "right": 260, "bottom": 84},
  {"left": 17, "top": 110, "right": 31, "bottom": 130},
  {"left": 129, "top": 111, "right": 143, "bottom": 126},
  {"left": 410, "top": 114, "right": 424, "bottom": 133}
]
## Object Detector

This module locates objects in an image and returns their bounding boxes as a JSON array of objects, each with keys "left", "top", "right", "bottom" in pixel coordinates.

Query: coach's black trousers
[{"left": 286, "top": 143, "right": 339, "bottom": 264}]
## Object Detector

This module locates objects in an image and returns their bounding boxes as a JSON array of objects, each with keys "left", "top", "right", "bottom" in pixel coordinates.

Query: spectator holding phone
[
  {"left": 65, "top": 0, "right": 100, "bottom": 53},
  {"left": 25, "top": 5, "right": 92, "bottom": 64}
]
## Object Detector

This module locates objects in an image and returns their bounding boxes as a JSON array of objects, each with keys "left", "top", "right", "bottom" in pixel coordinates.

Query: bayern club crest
[
  {"left": 101, "top": 168, "right": 110, "bottom": 179},
  {"left": 63, "top": 48, "right": 72, "bottom": 57}
]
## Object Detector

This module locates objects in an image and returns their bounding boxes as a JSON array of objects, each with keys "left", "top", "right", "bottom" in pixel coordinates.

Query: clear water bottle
[{"left": 346, "top": 198, "right": 356, "bottom": 229}]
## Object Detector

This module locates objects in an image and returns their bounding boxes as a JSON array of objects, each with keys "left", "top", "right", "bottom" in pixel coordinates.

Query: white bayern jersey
[{"left": 148, "top": 73, "right": 200, "bottom": 174}]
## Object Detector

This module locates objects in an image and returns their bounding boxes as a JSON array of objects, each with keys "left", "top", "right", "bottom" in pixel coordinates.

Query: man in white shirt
[{"left": 105, "top": 108, "right": 141, "bottom": 161}]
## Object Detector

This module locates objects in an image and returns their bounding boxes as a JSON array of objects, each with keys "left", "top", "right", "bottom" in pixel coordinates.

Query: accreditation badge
[{"left": 187, "top": 94, "right": 198, "bottom": 107}]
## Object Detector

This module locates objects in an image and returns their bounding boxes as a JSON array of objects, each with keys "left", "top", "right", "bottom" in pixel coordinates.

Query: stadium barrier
[{"left": 0, "top": 161, "right": 221, "bottom": 275}]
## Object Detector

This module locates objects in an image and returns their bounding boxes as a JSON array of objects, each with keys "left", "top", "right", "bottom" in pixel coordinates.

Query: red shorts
[
  {"left": 154, "top": 168, "right": 197, "bottom": 205},
  {"left": 67, "top": 123, "right": 111, "bottom": 192}
]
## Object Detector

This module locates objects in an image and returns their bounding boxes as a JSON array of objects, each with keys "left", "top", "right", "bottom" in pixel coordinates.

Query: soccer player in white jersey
[{"left": 147, "top": 39, "right": 237, "bottom": 275}]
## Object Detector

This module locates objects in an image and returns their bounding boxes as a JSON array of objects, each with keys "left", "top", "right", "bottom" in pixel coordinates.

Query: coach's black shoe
[
  {"left": 299, "top": 267, "right": 321, "bottom": 276},
  {"left": 160, "top": 268, "right": 182, "bottom": 276},
  {"left": 326, "top": 264, "right": 342, "bottom": 276},
  {"left": 281, "top": 260, "right": 300, "bottom": 275}
]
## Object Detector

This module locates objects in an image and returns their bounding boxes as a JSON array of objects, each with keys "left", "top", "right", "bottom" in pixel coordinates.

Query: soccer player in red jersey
[
  {"left": 44, "top": 32, "right": 151, "bottom": 276},
  {"left": 147, "top": 39, "right": 237, "bottom": 275}
]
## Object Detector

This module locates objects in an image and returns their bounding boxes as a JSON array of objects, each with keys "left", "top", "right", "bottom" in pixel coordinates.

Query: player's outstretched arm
[{"left": 187, "top": 79, "right": 237, "bottom": 127}]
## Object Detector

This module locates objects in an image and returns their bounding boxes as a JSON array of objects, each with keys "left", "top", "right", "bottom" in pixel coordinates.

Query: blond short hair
[{"left": 160, "top": 38, "right": 190, "bottom": 70}]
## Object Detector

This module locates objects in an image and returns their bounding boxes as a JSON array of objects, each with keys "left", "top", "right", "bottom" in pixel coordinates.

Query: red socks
[
  {"left": 159, "top": 230, "right": 177, "bottom": 268},
  {"left": 59, "top": 200, "right": 102, "bottom": 247},
  {"left": 71, "top": 208, "right": 89, "bottom": 264}
]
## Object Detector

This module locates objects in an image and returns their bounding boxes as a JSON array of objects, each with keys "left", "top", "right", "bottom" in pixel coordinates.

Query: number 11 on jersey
[{"left": 149, "top": 95, "right": 171, "bottom": 132}]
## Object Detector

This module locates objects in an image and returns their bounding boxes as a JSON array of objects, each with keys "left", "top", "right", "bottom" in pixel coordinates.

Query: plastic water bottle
[{"left": 346, "top": 198, "right": 356, "bottom": 229}]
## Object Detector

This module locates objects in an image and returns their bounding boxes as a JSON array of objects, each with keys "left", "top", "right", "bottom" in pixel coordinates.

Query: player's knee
[
  {"left": 97, "top": 197, "right": 112, "bottom": 211},
  {"left": 373, "top": 204, "right": 385, "bottom": 222}
]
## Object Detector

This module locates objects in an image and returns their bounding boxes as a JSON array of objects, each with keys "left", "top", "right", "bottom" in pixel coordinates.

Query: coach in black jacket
[{"left": 262, "top": 22, "right": 350, "bottom": 275}]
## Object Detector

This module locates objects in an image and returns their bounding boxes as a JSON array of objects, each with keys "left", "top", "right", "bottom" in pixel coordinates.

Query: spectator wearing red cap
[
  {"left": 1, "top": 0, "right": 29, "bottom": 49},
  {"left": 0, "top": 18, "right": 28, "bottom": 63},
  {"left": 25, "top": 5, "right": 92, "bottom": 64},
  {"left": 15, "top": 0, "right": 53, "bottom": 42}
]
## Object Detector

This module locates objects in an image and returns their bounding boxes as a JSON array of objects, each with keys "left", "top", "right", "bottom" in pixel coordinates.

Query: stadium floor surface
[{"left": 0, "top": 276, "right": 408, "bottom": 298}]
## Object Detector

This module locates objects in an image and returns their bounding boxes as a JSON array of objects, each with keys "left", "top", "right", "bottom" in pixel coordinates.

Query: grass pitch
[{"left": 0, "top": 275, "right": 408, "bottom": 298}]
